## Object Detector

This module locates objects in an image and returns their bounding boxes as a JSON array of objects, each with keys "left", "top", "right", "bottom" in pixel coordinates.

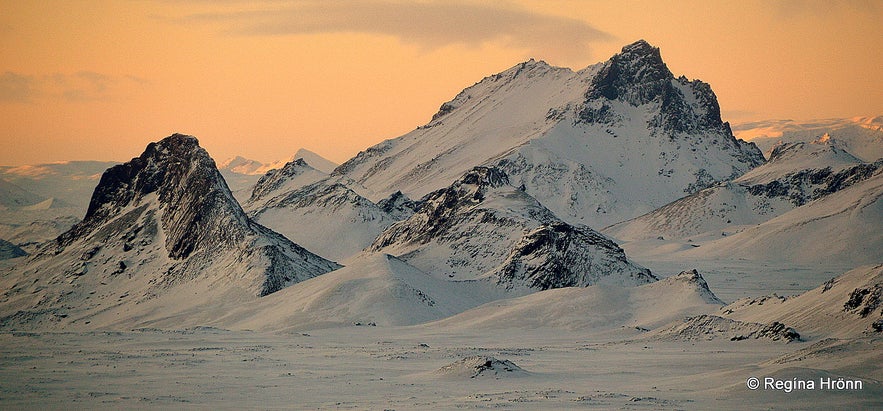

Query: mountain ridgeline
[{"left": 2, "top": 40, "right": 877, "bottom": 332}]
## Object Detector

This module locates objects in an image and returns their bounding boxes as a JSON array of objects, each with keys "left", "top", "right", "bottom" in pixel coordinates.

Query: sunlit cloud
[{"left": 177, "top": 0, "right": 613, "bottom": 64}]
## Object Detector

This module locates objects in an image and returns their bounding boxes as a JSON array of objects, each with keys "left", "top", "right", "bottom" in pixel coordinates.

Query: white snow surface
[{"left": 675, "top": 167, "right": 883, "bottom": 266}]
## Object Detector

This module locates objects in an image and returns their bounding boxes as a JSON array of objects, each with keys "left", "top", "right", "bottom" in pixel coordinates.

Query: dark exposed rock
[
  {"left": 377, "top": 190, "right": 419, "bottom": 220},
  {"left": 746, "top": 160, "right": 882, "bottom": 206}
]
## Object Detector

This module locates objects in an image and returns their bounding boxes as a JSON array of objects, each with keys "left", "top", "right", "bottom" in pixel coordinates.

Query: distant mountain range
[{"left": 0, "top": 40, "right": 880, "bottom": 337}]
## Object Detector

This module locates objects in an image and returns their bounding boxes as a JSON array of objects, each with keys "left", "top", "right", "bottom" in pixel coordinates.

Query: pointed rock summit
[{"left": 587, "top": 40, "right": 672, "bottom": 105}]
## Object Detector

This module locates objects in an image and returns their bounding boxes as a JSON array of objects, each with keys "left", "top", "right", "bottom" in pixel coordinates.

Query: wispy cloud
[
  {"left": 0, "top": 71, "right": 149, "bottom": 104},
  {"left": 177, "top": 0, "right": 612, "bottom": 63},
  {"left": 0, "top": 72, "right": 36, "bottom": 103}
]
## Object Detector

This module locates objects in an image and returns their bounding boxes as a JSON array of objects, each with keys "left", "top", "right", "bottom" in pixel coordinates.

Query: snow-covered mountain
[
  {"left": 734, "top": 116, "right": 883, "bottom": 161},
  {"left": 218, "top": 149, "right": 338, "bottom": 201},
  {"left": 0, "top": 161, "right": 118, "bottom": 213},
  {"left": 205, "top": 253, "right": 511, "bottom": 330},
  {"left": 606, "top": 136, "right": 881, "bottom": 240},
  {"left": 241, "top": 158, "right": 395, "bottom": 261},
  {"left": 333, "top": 40, "right": 763, "bottom": 227},
  {"left": 245, "top": 158, "right": 329, "bottom": 205},
  {"left": 293, "top": 148, "right": 338, "bottom": 174},
  {"left": 0, "top": 134, "right": 340, "bottom": 330},
  {"left": 0, "top": 179, "right": 47, "bottom": 210},
  {"left": 369, "top": 166, "right": 654, "bottom": 290},
  {"left": 0, "top": 177, "right": 83, "bottom": 256}
]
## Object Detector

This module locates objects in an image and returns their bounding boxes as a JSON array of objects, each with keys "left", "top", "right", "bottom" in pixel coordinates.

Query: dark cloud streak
[
  {"left": 0, "top": 71, "right": 148, "bottom": 104},
  {"left": 0, "top": 72, "right": 36, "bottom": 103},
  {"left": 180, "top": 0, "right": 612, "bottom": 64}
]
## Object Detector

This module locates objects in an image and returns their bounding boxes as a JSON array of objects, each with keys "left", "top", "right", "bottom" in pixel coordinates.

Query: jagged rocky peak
[
  {"left": 250, "top": 158, "right": 315, "bottom": 201},
  {"left": 66, "top": 134, "right": 246, "bottom": 259},
  {"left": 581, "top": 39, "right": 732, "bottom": 136},
  {"left": 37, "top": 133, "right": 340, "bottom": 301},
  {"left": 432, "top": 166, "right": 512, "bottom": 209},
  {"left": 370, "top": 165, "right": 653, "bottom": 291},
  {"left": 460, "top": 166, "right": 509, "bottom": 189},
  {"left": 84, "top": 134, "right": 214, "bottom": 223},
  {"left": 588, "top": 40, "right": 671, "bottom": 104},
  {"left": 414, "top": 166, "right": 512, "bottom": 214}
]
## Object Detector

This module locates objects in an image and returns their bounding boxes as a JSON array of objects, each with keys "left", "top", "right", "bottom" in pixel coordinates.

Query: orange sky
[{"left": 1, "top": 0, "right": 881, "bottom": 166}]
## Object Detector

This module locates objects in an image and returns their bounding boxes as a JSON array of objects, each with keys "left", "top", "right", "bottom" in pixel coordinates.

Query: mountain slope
[
  {"left": 369, "top": 166, "right": 654, "bottom": 291},
  {"left": 0, "top": 239, "right": 27, "bottom": 260},
  {"left": 207, "top": 253, "right": 509, "bottom": 330},
  {"left": 606, "top": 138, "right": 880, "bottom": 240},
  {"left": 333, "top": 40, "right": 763, "bottom": 227},
  {"left": 722, "top": 264, "right": 883, "bottom": 339},
  {"left": 246, "top": 178, "right": 397, "bottom": 262},
  {"left": 242, "top": 158, "right": 395, "bottom": 261},
  {"left": 0, "top": 178, "right": 47, "bottom": 210},
  {"left": 0, "top": 134, "right": 340, "bottom": 330},
  {"left": 674, "top": 166, "right": 883, "bottom": 266},
  {"left": 294, "top": 148, "right": 338, "bottom": 174}
]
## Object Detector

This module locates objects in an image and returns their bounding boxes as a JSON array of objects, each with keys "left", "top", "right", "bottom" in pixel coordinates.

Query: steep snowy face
[
  {"left": 369, "top": 166, "right": 654, "bottom": 290},
  {"left": 0, "top": 134, "right": 340, "bottom": 330},
  {"left": 332, "top": 58, "right": 585, "bottom": 201},
  {"left": 247, "top": 178, "right": 397, "bottom": 262}
]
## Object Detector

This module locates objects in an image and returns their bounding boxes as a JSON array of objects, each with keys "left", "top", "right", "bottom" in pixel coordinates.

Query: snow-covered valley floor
[{"left": 2, "top": 256, "right": 880, "bottom": 410}]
